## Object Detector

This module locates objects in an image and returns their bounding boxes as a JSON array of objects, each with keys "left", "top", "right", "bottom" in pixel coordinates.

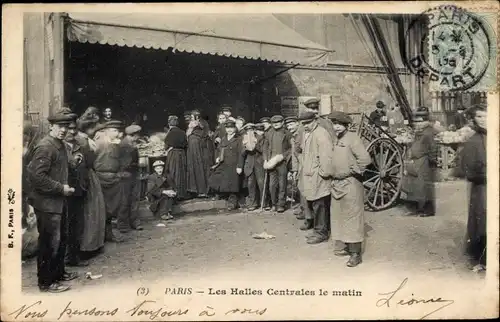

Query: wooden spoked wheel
[{"left": 363, "top": 137, "right": 404, "bottom": 211}]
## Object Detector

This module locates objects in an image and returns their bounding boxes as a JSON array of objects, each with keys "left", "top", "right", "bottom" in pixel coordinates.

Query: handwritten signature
[{"left": 376, "top": 277, "right": 455, "bottom": 319}]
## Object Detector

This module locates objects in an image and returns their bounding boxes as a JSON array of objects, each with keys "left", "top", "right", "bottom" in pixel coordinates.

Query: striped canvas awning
[{"left": 66, "top": 13, "right": 333, "bottom": 66}]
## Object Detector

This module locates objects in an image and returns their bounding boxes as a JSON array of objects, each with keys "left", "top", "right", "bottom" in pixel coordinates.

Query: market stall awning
[{"left": 66, "top": 13, "right": 333, "bottom": 66}]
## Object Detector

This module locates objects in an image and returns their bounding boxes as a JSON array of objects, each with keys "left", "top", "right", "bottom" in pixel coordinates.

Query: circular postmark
[{"left": 402, "top": 5, "right": 492, "bottom": 91}]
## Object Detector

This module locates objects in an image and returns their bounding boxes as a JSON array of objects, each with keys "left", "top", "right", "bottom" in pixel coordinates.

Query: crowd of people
[{"left": 21, "top": 96, "right": 487, "bottom": 293}]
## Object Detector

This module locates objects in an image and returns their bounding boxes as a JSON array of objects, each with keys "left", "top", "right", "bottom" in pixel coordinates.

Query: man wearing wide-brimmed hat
[
  {"left": 28, "top": 108, "right": 79, "bottom": 292},
  {"left": 93, "top": 120, "right": 127, "bottom": 243}
]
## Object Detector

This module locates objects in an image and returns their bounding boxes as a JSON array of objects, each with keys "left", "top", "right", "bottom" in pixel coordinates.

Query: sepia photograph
[{"left": 2, "top": 2, "right": 498, "bottom": 320}]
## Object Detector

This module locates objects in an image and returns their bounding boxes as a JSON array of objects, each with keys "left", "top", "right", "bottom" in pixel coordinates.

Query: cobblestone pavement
[{"left": 22, "top": 180, "right": 484, "bottom": 294}]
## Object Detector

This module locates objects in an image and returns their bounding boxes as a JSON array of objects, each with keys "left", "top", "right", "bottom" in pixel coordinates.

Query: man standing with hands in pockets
[{"left": 28, "top": 109, "right": 79, "bottom": 293}]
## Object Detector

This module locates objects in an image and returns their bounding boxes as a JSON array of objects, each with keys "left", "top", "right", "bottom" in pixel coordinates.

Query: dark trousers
[
  {"left": 302, "top": 195, "right": 313, "bottom": 220},
  {"left": 337, "top": 241, "right": 362, "bottom": 254},
  {"left": 35, "top": 209, "right": 68, "bottom": 287},
  {"left": 67, "top": 196, "right": 84, "bottom": 262},
  {"left": 152, "top": 197, "right": 175, "bottom": 217},
  {"left": 118, "top": 175, "right": 140, "bottom": 230},
  {"left": 247, "top": 168, "right": 265, "bottom": 208},
  {"left": 467, "top": 236, "right": 487, "bottom": 266},
  {"left": 269, "top": 163, "right": 288, "bottom": 208},
  {"left": 306, "top": 195, "right": 330, "bottom": 239}
]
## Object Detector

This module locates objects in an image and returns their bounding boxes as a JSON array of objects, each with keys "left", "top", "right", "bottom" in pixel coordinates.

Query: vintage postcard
[{"left": 1, "top": 2, "right": 499, "bottom": 321}]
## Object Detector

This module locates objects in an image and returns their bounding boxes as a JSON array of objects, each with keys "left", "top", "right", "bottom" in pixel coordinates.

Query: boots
[
  {"left": 300, "top": 219, "right": 313, "bottom": 231},
  {"left": 346, "top": 253, "right": 362, "bottom": 267}
]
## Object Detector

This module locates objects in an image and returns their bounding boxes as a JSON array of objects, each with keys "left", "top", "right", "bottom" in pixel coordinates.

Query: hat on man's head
[
  {"left": 125, "top": 124, "right": 142, "bottom": 135},
  {"left": 221, "top": 106, "right": 232, "bottom": 112},
  {"left": 328, "top": 111, "right": 353, "bottom": 124},
  {"left": 270, "top": 115, "right": 284, "bottom": 123},
  {"left": 153, "top": 160, "right": 165, "bottom": 167},
  {"left": 255, "top": 123, "right": 265, "bottom": 131},
  {"left": 259, "top": 116, "right": 271, "bottom": 123},
  {"left": 457, "top": 105, "right": 467, "bottom": 111},
  {"left": 47, "top": 108, "right": 78, "bottom": 124},
  {"left": 304, "top": 98, "right": 320, "bottom": 109},
  {"left": 225, "top": 120, "right": 237, "bottom": 128},
  {"left": 284, "top": 116, "right": 298, "bottom": 124},
  {"left": 376, "top": 101, "right": 386, "bottom": 109},
  {"left": 183, "top": 110, "right": 192, "bottom": 116},
  {"left": 298, "top": 111, "right": 317, "bottom": 123},
  {"left": 243, "top": 123, "right": 255, "bottom": 130},
  {"left": 101, "top": 120, "right": 124, "bottom": 130}
]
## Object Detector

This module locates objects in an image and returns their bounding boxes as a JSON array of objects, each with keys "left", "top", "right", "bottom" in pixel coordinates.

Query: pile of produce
[
  {"left": 435, "top": 126, "right": 475, "bottom": 144},
  {"left": 394, "top": 127, "right": 415, "bottom": 144},
  {"left": 137, "top": 133, "right": 167, "bottom": 157}
]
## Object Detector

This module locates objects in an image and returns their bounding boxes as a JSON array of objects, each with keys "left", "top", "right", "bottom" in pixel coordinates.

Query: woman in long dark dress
[
  {"left": 186, "top": 118, "right": 210, "bottom": 197},
  {"left": 164, "top": 115, "right": 188, "bottom": 200},
  {"left": 208, "top": 120, "right": 244, "bottom": 210},
  {"left": 461, "top": 105, "right": 487, "bottom": 270}
]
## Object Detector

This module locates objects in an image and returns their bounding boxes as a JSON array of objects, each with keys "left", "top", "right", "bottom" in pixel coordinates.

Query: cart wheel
[{"left": 363, "top": 137, "right": 404, "bottom": 211}]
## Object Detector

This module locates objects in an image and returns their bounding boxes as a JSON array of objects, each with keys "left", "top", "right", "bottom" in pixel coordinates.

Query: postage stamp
[
  {"left": 403, "top": 5, "right": 497, "bottom": 92},
  {"left": 2, "top": 2, "right": 499, "bottom": 321}
]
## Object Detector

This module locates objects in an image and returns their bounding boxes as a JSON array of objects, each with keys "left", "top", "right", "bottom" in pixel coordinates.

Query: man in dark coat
[
  {"left": 64, "top": 120, "right": 89, "bottom": 267},
  {"left": 402, "top": 107, "right": 437, "bottom": 217},
  {"left": 164, "top": 115, "right": 188, "bottom": 200},
  {"left": 209, "top": 120, "right": 244, "bottom": 210},
  {"left": 461, "top": 105, "right": 487, "bottom": 270},
  {"left": 239, "top": 123, "right": 265, "bottom": 211},
  {"left": 93, "top": 120, "right": 126, "bottom": 242},
  {"left": 147, "top": 160, "right": 177, "bottom": 220},
  {"left": 28, "top": 109, "right": 79, "bottom": 293},
  {"left": 263, "top": 115, "right": 291, "bottom": 213},
  {"left": 118, "top": 124, "right": 143, "bottom": 232},
  {"left": 369, "top": 100, "right": 389, "bottom": 128},
  {"left": 453, "top": 105, "right": 468, "bottom": 129}
]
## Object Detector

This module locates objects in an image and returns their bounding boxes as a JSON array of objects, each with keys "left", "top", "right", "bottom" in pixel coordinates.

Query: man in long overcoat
[
  {"left": 461, "top": 105, "right": 487, "bottom": 269},
  {"left": 299, "top": 112, "right": 336, "bottom": 244},
  {"left": 402, "top": 107, "right": 437, "bottom": 217},
  {"left": 208, "top": 120, "right": 243, "bottom": 210},
  {"left": 28, "top": 110, "right": 79, "bottom": 293},
  {"left": 328, "top": 112, "right": 371, "bottom": 267}
]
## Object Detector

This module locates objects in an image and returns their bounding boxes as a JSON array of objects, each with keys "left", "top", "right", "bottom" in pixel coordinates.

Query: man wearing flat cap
[
  {"left": 259, "top": 117, "right": 272, "bottom": 133},
  {"left": 164, "top": 115, "right": 188, "bottom": 200},
  {"left": 329, "top": 111, "right": 371, "bottom": 267},
  {"left": 117, "top": 124, "right": 143, "bottom": 233},
  {"left": 147, "top": 160, "right": 177, "bottom": 220},
  {"left": 93, "top": 120, "right": 126, "bottom": 243},
  {"left": 262, "top": 115, "right": 291, "bottom": 213},
  {"left": 402, "top": 107, "right": 437, "bottom": 218},
  {"left": 284, "top": 116, "right": 304, "bottom": 218},
  {"left": 303, "top": 97, "right": 337, "bottom": 141},
  {"left": 240, "top": 122, "right": 265, "bottom": 211},
  {"left": 28, "top": 108, "right": 79, "bottom": 292},
  {"left": 369, "top": 100, "right": 389, "bottom": 128},
  {"left": 221, "top": 105, "right": 232, "bottom": 118},
  {"left": 298, "top": 111, "right": 336, "bottom": 244}
]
